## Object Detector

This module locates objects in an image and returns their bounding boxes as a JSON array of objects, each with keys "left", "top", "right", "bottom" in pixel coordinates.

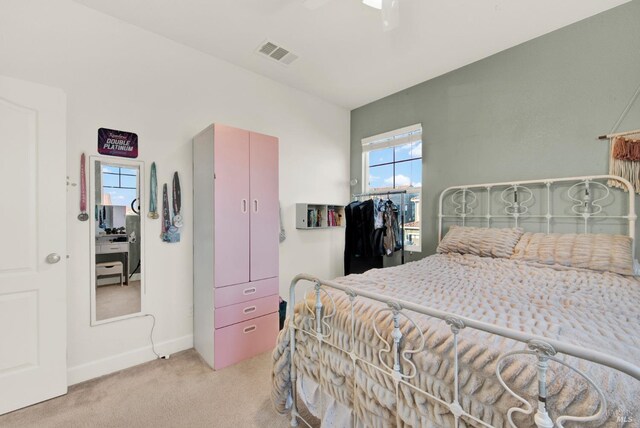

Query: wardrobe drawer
[
  {"left": 214, "top": 277, "right": 278, "bottom": 308},
  {"left": 214, "top": 312, "right": 279, "bottom": 370},
  {"left": 215, "top": 295, "right": 278, "bottom": 328},
  {"left": 98, "top": 242, "right": 128, "bottom": 254}
]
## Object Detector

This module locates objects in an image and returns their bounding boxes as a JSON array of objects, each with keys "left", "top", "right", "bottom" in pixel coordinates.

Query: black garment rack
[{"left": 351, "top": 189, "right": 406, "bottom": 265}]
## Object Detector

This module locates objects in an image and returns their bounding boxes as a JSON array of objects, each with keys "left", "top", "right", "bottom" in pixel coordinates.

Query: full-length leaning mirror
[{"left": 90, "top": 157, "right": 145, "bottom": 325}]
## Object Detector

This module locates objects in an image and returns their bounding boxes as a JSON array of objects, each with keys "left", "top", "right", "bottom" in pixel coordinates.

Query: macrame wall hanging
[
  {"left": 609, "top": 133, "right": 640, "bottom": 192},
  {"left": 599, "top": 80, "right": 640, "bottom": 193}
]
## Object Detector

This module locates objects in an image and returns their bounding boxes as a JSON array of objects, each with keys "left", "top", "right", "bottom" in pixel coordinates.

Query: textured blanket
[{"left": 271, "top": 254, "right": 640, "bottom": 427}]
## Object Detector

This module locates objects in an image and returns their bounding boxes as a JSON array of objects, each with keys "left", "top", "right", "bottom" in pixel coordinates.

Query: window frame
[
  {"left": 102, "top": 167, "right": 138, "bottom": 191},
  {"left": 361, "top": 124, "right": 422, "bottom": 252},
  {"left": 100, "top": 164, "right": 140, "bottom": 212}
]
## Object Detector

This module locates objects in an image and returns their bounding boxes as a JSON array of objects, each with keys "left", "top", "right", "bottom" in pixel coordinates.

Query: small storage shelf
[{"left": 296, "top": 203, "right": 345, "bottom": 229}]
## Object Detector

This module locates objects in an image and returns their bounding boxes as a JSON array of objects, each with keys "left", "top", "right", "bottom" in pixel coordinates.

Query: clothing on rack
[
  {"left": 345, "top": 200, "right": 375, "bottom": 256},
  {"left": 372, "top": 228, "right": 385, "bottom": 257},
  {"left": 344, "top": 195, "right": 404, "bottom": 275},
  {"left": 392, "top": 204, "right": 402, "bottom": 251},
  {"left": 374, "top": 198, "right": 385, "bottom": 230},
  {"left": 344, "top": 199, "right": 381, "bottom": 275},
  {"left": 383, "top": 201, "right": 397, "bottom": 255}
]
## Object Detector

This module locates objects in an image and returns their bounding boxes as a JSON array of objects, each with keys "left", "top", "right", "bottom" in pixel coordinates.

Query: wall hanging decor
[
  {"left": 160, "top": 177, "right": 181, "bottom": 243},
  {"left": 77, "top": 153, "right": 89, "bottom": 221},
  {"left": 172, "top": 172, "right": 183, "bottom": 228},
  {"left": 148, "top": 162, "right": 159, "bottom": 219},
  {"left": 607, "top": 132, "right": 640, "bottom": 192},
  {"left": 97, "top": 127, "right": 138, "bottom": 158},
  {"left": 161, "top": 183, "right": 170, "bottom": 241}
]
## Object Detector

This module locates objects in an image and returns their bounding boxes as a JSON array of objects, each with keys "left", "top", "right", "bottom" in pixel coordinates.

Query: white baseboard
[{"left": 67, "top": 334, "right": 193, "bottom": 386}]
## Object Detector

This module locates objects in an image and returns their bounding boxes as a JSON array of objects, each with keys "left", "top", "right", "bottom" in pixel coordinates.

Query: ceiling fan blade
[
  {"left": 303, "top": 0, "right": 331, "bottom": 10},
  {"left": 362, "top": 0, "right": 382, "bottom": 9},
  {"left": 381, "top": 0, "right": 399, "bottom": 31}
]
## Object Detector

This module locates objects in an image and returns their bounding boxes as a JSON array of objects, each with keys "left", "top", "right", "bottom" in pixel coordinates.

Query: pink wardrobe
[{"left": 193, "top": 124, "right": 280, "bottom": 370}]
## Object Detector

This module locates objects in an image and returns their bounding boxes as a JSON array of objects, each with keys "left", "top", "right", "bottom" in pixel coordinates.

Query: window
[
  {"left": 101, "top": 165, "right": 139, "bottom": 214},
  {"left": 362, "top": 124, "right": 422, "bottom": 252}
]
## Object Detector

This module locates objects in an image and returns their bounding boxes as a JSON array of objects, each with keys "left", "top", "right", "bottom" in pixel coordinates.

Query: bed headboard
[{"left": 438, "top": 175, "right": 636, "bottom": 250}]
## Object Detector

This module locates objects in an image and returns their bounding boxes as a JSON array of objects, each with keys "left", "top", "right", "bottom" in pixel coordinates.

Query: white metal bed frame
[{"left": 286, "top": 175, "right": 640, "bottom": 428}]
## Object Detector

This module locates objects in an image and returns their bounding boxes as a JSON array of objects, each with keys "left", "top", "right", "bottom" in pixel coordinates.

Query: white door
[{"left": 0, "top": 75, "right": 67, "bottom": 415}]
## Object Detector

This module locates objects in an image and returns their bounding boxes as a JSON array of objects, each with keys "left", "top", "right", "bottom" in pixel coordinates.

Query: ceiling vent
[{"left": 256, "top": 40, "right": 299, "bottom": 66}]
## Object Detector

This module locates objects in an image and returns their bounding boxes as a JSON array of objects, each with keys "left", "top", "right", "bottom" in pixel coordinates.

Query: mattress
[{"left": 272, "top": 253, "right": 640, "bottom": 427}]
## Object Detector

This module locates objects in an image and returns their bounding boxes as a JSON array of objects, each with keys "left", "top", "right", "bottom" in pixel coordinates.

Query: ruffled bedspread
[{"left": 272, "top": 254, "right": 640, "bottom": 427}]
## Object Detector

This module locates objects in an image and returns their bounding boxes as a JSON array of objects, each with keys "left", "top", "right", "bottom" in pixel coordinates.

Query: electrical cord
[
  {"left": 142, "top": 313, "right": 162, "bottom": 359},
  {"left": 103, "top": 312, "right": 165, "bottom": 360},
  {"left": 129, "top": 260, "right": 141, "bottom": 279}
]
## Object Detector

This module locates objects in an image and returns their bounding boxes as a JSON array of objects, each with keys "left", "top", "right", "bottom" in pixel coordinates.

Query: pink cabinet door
[
  {"left": 249, "top": 132, "right": 279, "bottom": 281},
  {"left": 214, "top": 125, "right": 250, "bottom": 287}
]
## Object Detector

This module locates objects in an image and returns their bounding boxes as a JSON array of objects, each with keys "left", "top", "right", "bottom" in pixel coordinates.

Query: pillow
[
  {"left": 437, "top": 225, "right": 524, "bottom": 258},
  {"left": 512, "top": 232, "right": 634, "bottom": 276}
]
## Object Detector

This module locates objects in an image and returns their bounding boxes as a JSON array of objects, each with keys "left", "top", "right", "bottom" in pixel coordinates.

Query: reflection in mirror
[{"left": 91, "top": 159, "right": 144, "bottom": 324}]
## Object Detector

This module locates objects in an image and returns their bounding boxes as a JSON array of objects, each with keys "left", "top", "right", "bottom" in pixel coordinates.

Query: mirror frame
[{"left": 89, "top": 156, "right": 146, "bottom": 326}]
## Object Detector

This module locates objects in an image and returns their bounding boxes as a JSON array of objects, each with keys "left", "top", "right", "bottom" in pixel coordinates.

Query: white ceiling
[{"left": 75, "top": 0, "right": 629, "bottom": 109}]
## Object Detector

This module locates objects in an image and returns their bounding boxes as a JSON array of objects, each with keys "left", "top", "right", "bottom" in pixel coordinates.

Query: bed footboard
[{"left": 285, "top": 274, "right": 640, "bottom": 428}]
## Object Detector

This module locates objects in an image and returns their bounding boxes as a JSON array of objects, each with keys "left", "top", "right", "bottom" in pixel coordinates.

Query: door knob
[{"left": 46, "top": 253, "right": 61, "bottom": 264}]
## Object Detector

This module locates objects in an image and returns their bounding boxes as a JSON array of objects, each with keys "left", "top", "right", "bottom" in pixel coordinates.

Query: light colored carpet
[
  {"left": 96, "top": 280, "right": 141, "bottom": 321},
  {"left": 0, "top": 349, "right": 309, "bottom": 428}
]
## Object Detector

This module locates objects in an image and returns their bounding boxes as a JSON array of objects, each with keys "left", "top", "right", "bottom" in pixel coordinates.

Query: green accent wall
[{"left": 351, "top": 1, "right": 640, "bottom": 259}]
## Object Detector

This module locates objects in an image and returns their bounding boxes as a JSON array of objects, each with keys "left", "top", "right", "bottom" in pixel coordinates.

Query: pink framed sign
[{"left": 98, "top": 128, "right": 138, "bottom": 158}]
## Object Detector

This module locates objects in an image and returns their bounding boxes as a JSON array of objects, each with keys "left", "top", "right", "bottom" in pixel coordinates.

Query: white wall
[{"left": 0, "top": 0, "right": 350, "bottom": 384}]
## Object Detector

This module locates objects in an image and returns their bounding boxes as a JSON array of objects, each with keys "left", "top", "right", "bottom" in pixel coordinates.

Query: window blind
[{"left": 361, "top": 123, "right": 422, "bottom": 152}]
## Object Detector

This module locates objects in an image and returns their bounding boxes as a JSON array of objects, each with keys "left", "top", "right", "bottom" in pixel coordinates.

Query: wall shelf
[{"left": 296, "top": 203, "right": 345, "bottom": 230}]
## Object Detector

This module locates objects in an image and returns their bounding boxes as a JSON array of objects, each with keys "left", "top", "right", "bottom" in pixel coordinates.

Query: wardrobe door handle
[
  {"left": 243, "top": 325, "right": 256, "bottom": 334},
  {"left": 241, "top": 199, "right": 247, "bottom": 213},
  {"left": 254, "top": 199, "right": 258, "bottom": 213},
  {"left": 242, "top": 287, "right": 257, "bottom": 295}
]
